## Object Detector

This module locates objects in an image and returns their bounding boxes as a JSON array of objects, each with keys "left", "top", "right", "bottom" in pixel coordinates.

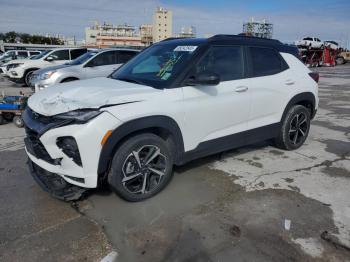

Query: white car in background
[
  {"left": 295, "top": 37, "right": 323, "bottom": 49},
  {"left": 30, "top": 48, "right": 139, "bottom": 92},
  {"left": 5, "top": 48, "right": 87, "bottom": 86},
  {"left": 0, "top": 50, "right": 41, "bottom": 73},
  {"left": 324, "top": 41, "right": 338, "bottom": 50}
]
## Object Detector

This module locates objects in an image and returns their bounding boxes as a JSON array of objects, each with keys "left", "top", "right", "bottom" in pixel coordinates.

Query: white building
[
  {"left": 85, "top": 21, "right": 142, "bottom": 47},
  {"left": 152, "top": 7, "right": 173, "bottom": 42}
]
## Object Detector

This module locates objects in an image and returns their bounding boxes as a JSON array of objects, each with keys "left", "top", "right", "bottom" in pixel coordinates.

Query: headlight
[
  {"left": 53, "top": 109, "right": 102, "bottom": 123},
  {"left": 40, "top": 70, "right": 56, "bottom": 80}
]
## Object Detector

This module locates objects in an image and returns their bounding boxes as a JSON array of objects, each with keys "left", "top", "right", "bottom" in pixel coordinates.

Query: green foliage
[{"left": 0, "top": 31, "right": 64, "bottom": 45}]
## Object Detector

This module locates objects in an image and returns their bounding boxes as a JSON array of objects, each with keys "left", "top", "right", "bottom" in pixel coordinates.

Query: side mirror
[
  {"left": 185, "top": 71, "right": 220, "bottom": 86},
  {"left": 46, "top": 56, "right": 54, "bottom": 62}
]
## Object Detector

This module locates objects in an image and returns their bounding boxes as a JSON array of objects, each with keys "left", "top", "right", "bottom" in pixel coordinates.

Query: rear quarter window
[{"left": 248, "top": 47, "right": 288, "bottom": 77}]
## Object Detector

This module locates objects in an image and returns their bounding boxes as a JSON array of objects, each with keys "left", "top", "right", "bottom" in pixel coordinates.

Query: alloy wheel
[
  {"left": 121, "top": 145, "right": 167, "bottom": 195},
  {"left": 288, "top": 112, "right": 308, "bottom": 145}
]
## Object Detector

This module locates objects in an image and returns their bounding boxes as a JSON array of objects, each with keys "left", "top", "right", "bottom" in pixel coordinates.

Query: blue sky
[{"left": 0, "top": 0, "right": 349, "bottom": 47}]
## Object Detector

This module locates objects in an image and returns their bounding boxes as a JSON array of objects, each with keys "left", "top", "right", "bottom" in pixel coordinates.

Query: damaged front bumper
[
  {"left": 27, "top": 159, "right": 88, "bottom": 201},
  {"left": 23, "top": 107, "right": 122, "bottom": 199}
]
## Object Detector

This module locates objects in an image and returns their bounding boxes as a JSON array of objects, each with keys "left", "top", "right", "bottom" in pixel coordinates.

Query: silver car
[{"left": 30, "top": 48, "right": 139, "bottom": 92}]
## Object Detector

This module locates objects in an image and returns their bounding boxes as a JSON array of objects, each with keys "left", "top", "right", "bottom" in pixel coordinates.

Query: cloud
[{"left": 0, "top": 0, "right": 349, "bottom": 47}]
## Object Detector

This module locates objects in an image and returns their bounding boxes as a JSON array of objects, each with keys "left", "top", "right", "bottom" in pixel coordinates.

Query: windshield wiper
[{"left": 116, "top": 77, "right": 145, "bottom": 86}]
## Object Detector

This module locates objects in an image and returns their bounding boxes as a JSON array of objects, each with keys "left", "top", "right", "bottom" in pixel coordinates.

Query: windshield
[
  {"left": 31, "top": 50, "right": 51, "bottom": 60},
  {"left": 111, "top": 43, "right": 200, "bottom": 89},
  {"left": 67, "top": 51, "right": 98, "bottom": 65}
]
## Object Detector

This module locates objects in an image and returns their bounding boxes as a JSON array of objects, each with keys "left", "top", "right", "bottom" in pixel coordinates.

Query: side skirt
[{"left": 179, "top": 123, "right": 280, "bottom": 165}]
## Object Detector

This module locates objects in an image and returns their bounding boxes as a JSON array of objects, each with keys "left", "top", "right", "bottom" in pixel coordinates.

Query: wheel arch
[
  {"left": 97, "top": 115, "right": 185, "bottom": 177},
  {"left": 281, "top": 92, "right": 316, "bottom": 121},
  {"left": 60, "top": 76, "right": 80, "bottom": 83},
  {"left": 24, "top": 67, "right": 39, "bottom": 76}
]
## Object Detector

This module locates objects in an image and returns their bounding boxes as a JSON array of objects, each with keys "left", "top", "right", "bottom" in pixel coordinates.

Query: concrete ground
[{"left": 0, "top": 64, "right": 349, "bottom": 262}]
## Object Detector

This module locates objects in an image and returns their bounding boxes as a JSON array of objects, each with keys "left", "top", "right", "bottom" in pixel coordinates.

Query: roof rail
[
  {"left": 209, "top": 34, "right": 281, "bottom": 44},
  {"left": 160, "top": 37, "right": 188, "bottom": 42}
]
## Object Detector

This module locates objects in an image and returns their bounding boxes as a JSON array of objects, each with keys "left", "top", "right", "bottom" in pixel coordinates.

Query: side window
[
  {"left": 117, "top": 51, "right": 138, "bottom": 64},
  {"left": 86, "top": 51, "right": 115, "bottom": 67},
  {"left": 17, "top": 51, "right": 29, "bottom": 58},
  {"left": 248, "top": 47, "right": 285, "bottom": 77},
  {"left": 29, "top": 51, "right": 40, "bottom": 56},
  {"left": 70, "top": 49, "right": 87, "bottom": 60},
  {"left": 48, "top": 50, "right": 70, "bottom": 61},
  {"left": 195, "top": 46, "right": 244, "bottom": 81}
]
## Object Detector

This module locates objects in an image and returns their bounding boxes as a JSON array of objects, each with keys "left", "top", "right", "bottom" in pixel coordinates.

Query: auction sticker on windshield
[{"left": 174, "top": 46, "right": 198, "bottom": 52}]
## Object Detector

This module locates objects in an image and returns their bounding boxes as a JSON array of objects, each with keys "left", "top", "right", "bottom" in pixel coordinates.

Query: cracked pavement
[{"left": 0, "top": 64, "right": 349, "bottom": 262}]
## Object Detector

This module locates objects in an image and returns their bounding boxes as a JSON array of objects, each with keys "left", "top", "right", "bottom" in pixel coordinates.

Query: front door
[{"left": 182, "top": 45, "right": 251, "bottom": 151}]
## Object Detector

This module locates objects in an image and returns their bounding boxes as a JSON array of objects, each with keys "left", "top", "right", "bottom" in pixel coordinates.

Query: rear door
[
  {"left": 70, "top": 49, "right": 88, "bottom": 60},
  {"left": 182, "top": 45, "right": 251, "bottom": 150},
  {"left": 246, "top": 46, "right": 293, "bottom": 130}
]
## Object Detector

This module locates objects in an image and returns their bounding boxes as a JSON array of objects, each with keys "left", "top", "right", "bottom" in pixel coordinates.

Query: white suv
[
  {"left": 5, "top": 48, "right": 87, "bottom": 86},
  {"left": 23, "top": 35, "right": 319, "bottom": 201},
  {"left": 30, "top": 49, "right": 139, "bottom": 91}
]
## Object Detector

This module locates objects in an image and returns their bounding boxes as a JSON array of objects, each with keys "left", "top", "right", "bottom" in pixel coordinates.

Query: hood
[
  {"left": 34, "top": 64, "right": 72, "bottom": 75},
  {"left": 7, "top": 58, "right": 28, "bottom": 64},
  {"left": 28, "top": 77, "right": 162, "bottom": 116}
]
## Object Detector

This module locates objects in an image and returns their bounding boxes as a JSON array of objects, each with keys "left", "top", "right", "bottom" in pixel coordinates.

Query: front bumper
[
  {"left": 27, "top": 159, "right": 88, "bottom": 201},
  {"left": 23, "top": 108, "right": 121, "bottom": 190}
]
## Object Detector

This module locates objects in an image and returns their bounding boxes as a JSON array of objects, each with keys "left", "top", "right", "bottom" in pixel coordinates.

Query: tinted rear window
[
  {"left": 70, "top": 49, "right": 87, "bottom": 59},
  {"left": 117, "top": 51, "right": 138, "bottom": 64},
  {"left": 248, "top": 47, "right": 286, "bottom": 77}
]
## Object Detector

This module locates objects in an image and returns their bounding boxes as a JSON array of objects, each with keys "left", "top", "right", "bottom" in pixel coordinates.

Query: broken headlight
[{"left": 54, "top": 109, "right": 102, "bottom": 124}]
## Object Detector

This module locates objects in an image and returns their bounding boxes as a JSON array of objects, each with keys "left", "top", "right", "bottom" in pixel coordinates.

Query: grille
[{"left": 25, "top": 126, "right": 57, "bottom": 165}]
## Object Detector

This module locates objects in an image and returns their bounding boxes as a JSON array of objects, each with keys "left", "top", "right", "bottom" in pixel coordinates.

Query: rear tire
[
  {"left": 3, "top": 112, "right": 14, "bottom": 122},
  {"left": 13, "top": 115, "right": 24, "bottom": 128},
  {"left": 0, "top": 115, "right": 4, "bottom": 125},
  {"left": 274, "top": 105, "right": 311, "bottom": 150},
  {"left": 108, "top": 133, "right": 174, "bottom": 202},
  {"left": 336, "top": 57, "right": 345, "bottom": 65}
]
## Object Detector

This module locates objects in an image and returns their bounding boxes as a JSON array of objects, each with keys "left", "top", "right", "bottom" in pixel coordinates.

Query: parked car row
[
  {"left": 0, "top": 47, "right": 140, "bottom": 89},
  {"left": 0, "top": 50, "right": 42, "bottom": 67},
  {"left": 30, "top": 48, "right": 139, "bottom": 92}
]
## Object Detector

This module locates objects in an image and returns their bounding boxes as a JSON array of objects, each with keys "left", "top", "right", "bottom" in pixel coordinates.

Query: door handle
[
  {"left": 285, "top": 79, "right": 295, "bottom": 85},
  {"left": 235, "top": 86, "right": 248, "bottom": 92}
]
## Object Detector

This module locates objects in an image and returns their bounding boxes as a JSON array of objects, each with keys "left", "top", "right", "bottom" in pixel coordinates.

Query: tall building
[
  {"left": 243, "top": 18, "right": 273, "bottom": 39},
  {"left": 152, "top": 7, "right": 172, "bottom": 42},
  {"left": 140, "top": 24, "right": 153, "bottom": 46},
  {"left": 85, "top": 21, "right": 144, "bottom": 47}
]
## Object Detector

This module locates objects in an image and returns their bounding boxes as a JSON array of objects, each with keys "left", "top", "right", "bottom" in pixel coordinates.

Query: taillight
[{"left": 309, "top": 72, "right": 319, "bottom": 83}]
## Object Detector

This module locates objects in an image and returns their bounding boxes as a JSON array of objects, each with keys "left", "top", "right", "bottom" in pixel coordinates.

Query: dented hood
[{"left": 28, "top": 77, "right": 161, "bottom": 116}]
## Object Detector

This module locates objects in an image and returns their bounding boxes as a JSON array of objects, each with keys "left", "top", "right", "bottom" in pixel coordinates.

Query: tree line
[{"left": 0, "top": 31, "right": 64, "bottom": 45}]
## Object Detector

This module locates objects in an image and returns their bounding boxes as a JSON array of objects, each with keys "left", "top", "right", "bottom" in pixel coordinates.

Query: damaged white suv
[{"left": 23, "top": 35, "right": 319, "bottom": 202}]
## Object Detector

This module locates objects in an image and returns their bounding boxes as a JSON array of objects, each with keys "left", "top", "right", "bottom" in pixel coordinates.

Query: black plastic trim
[
  {"left": 179, "top": 123, "right": 280, "bottom": 165},
  {"left": 281, "top": 92, "right": 316, "bottom": 121},
  {"left": 97, "top": 115, "right": 185, "bottom": 174}
]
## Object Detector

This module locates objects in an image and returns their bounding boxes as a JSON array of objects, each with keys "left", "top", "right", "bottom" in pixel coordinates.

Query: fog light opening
[{"left": 56, "top": 136, "right": 82, "bottom": 166}]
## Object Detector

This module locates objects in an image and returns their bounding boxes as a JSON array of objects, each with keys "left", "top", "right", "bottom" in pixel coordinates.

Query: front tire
[
  {"left": 108, "top": 133, "right": 174, "bottom": 202},
  {"left": 275, "top": 105, "right": 311, "bottom": 150},
  {"left": 24, "top": 70, "right": 35, "bottom": 87}
]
